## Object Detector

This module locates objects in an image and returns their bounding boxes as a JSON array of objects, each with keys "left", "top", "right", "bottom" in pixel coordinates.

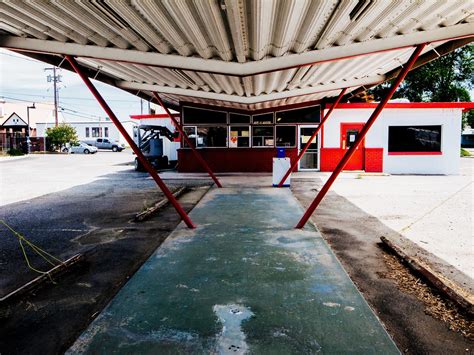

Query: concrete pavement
[{"left": 69, "top": 187, "right": 398, "bottom": 354}]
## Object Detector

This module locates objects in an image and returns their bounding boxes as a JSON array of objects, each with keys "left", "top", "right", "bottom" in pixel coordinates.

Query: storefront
[
  {"left": 176, "top": 102, "right": 472, "bottom": 175},
  {"left": 178, "top": 103, "right": 321, "bottom": 172}
]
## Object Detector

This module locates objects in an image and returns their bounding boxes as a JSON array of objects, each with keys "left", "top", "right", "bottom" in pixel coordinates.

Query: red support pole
[
  {"left": 65, "top": 55, "right": 195, "bottom": 228},
  {"left": 295, "top": 44, "right": 426, "bottom": 229},
  {"left": 152, "top": 92, "right": 222, "bottom": 188},
  {"left": 277, "top": 88, "right": 347, "bottom": 187}
]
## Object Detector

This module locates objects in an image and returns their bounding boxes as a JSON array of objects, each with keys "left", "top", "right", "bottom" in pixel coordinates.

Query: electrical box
[{"left": 273, "top": 158, "right": 291, "bottom": 187}]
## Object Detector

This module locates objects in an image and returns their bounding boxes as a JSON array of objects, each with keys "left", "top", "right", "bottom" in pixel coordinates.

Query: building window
[
  {"left": 252, "top": 126, "right": 274, "bottom": 147},
  {"left": 183, "top": 126, "right": 227, "bottom": 147},
  {"left": 276, "top": 126, "right": 296, "bottom": 147},
  {"left": 182, "top": 106, "right": 227, "bottom": 124},
  {"left": 229, "top": 126, "right": 250, "bottom": 147},
  {"left": 183, "top": 126, "right": 196, "bottom": 147},
  {"left": 229, "top": 113, "right": 251, "bottom": 124},
  {"left": 85, "top": 127, "right": 90, "bottom": 137},
  {"left": 252, "top": 113, "right": 273, "bottom": 125},
  {"left": 104, "top": 127, "right": 109, "bottom": 137},
  {"left": 388, "top": 125, "right": 442, "bottom": 153},
  {"left": 275, "top": 106, "right": 321, "bottom": 124},
  {"left": 92, "top": 127, "right": 102, "bottom": 137}
]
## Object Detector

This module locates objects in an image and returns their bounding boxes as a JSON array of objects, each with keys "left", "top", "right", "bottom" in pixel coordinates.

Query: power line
[
  {"left": 0, "top": 51, "right": 40, "bottom": 63},
  {"left": 1, "top": 91, "right": 140, "bottom": 103}
]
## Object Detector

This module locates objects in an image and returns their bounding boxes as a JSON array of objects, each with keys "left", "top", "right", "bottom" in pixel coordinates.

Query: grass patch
[{"left": 460, "top": 148, "right": 471, "bottom": 157}]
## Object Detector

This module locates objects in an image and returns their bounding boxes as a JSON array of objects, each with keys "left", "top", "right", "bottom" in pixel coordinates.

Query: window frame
[
  {"left": 229, "top": 113, "right": 251, "bottom": 124},
  {"left": 387, "top": 124, "right": 443, "bottom": 155},
  {"left": 252, "top": 112, "right": 274, "bottom": 125},
  {"left": 181, "top": 105, "right": 228, "bottom": 125},
  {"left": 228, "top": 125, "right": 251, "bottom": 148},
  {"left": 275, "top": 105, "right": 321, "bottom": 124},
  {"left": 275, "top": 125, "right": 297, "bottom": 148},
  {"left": 252, "top": 125, "right": 275, "bottom": 148},
  {"left": 183, "top": 125, "right": 228, "bottom": 148}
]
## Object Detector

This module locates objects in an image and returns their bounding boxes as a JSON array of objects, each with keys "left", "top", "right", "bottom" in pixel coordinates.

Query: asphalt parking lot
[
  {"left": 0, "top": 151, "right": 210, "bottom": 354},
  {"left": 0, "top": 150, "right": 135, "bottom": 206}
]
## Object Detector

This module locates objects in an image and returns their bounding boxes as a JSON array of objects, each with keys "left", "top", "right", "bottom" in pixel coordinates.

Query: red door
[{"left": 340, "top": 123, "right": 365, "bottom": 170}]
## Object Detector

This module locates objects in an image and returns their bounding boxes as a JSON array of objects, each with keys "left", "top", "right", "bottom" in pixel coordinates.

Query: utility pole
[{"left": 45, "top": 67, "right": 62, "bottom": 126}]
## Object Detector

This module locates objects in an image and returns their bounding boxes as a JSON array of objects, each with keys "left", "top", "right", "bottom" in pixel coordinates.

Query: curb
[{"left": 381, "top": 235, "right": 473, "bottom": 315}]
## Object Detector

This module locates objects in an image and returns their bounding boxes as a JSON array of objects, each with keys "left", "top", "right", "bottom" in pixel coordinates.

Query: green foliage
[
  {"left": 463, "top": 109, "right": 474, "bottom": 129},
  {"left": 7, "top": 148, "right": 24, "bottom": 156},
  {"left": 460, "top": 148, "right": 471, "bottom": 157},
  {"left": 45, "top": 124, "right": 78, "bottom": 151},
  {"left": 369, "top": 45, "right": 473, "bottom": 103}
]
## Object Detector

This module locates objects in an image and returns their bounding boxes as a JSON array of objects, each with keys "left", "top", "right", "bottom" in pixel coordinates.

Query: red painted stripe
[
  {"left": 388, "top": 151, "right": 442, "bottom": 156},
  {"left": 329, "top": 102, "right": 474, "bottom": 110},
  {"left": 130, "top": 113, "right": 180, "bottom": 119}
]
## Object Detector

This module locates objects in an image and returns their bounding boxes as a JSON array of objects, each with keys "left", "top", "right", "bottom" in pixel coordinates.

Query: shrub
[
  {"left": 45, "top": 124, "right": 78, "bottom": 151},
  {"left": 7, "top": 148, "right": 24, "bottom": 156}
]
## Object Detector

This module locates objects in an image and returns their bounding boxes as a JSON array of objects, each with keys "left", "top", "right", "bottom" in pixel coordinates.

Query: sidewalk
[{"left": 68, "top": 187, "right": 398, "bottom": 353}]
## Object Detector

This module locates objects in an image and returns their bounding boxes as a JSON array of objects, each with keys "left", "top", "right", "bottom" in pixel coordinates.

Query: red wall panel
[
  {"left": 320, "top": 147, "right": 384, "bottom": 172},
  {"left": 320, "top": 148, "right": 345, "bottom": 171},
  {"left": 178, "top": 148, "right": 298, "bottom": 172},
  {"left": 364, "top": 148, "right": 384, "bottom": 172}
]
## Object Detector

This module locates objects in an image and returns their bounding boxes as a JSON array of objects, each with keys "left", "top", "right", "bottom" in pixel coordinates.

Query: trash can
[{"left": 272, "top": 149, "right": 291, "bottom": 187}]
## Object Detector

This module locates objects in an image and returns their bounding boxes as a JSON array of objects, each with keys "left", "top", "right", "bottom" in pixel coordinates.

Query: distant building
[{"left": 0, "top": 101, "right": 136, "bottom": 149}]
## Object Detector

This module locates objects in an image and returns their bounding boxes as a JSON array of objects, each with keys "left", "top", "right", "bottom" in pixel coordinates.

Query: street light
[{"left": 27, "top": 103, "right": 36, "bottom": 153}]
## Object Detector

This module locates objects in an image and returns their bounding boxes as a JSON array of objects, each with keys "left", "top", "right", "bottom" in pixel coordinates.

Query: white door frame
[{"left": 298, "top": 125, "right": 320, "bottom": 171}]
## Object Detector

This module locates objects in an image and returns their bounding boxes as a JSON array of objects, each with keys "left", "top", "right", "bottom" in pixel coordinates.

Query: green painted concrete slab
[{"left": 68, "top": 188, "right": 399, "bottom": 354}]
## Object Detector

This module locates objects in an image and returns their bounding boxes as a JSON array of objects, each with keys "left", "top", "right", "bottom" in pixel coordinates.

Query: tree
[
  {"left": 369, "top": 45, "right": 473, "bottom": 103},
  {"left": 46, "top": 124, "right": 78, "bottom": 151}
]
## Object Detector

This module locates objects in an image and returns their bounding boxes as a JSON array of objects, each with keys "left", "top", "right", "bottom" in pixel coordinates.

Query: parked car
[
  {"left": 68, "top": 142, "right": 98, "bottom": 154},
  {"left": 84, "top": 138, "right": 125, "bottom": 152}
]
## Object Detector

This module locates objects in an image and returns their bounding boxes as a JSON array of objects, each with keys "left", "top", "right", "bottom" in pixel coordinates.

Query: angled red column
[
  {"left": 296, "top": 44, "right": 426, "bottom": 228},
  {"left": 277, "top": 88, "right": 347, "bottom": 187},
  {"left": 152, "top": 92, "right": 222, "bottom": 188},
  {"left": 65, "top": 55, "right": 195, "bottom": 228}
]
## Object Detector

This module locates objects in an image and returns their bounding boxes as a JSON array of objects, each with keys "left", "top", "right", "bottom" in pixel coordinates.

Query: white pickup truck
[{"left": 83, "top": 138, "right": 125, "bottom": 152}]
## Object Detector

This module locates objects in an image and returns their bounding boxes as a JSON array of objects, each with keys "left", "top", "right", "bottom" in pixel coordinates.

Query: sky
[{"left": 0, "top": 49, "right": 154, "bottom": 123}]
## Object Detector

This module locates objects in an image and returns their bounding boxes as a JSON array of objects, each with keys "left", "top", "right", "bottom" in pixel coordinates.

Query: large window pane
[
  {"left": 182, "top": 107, "right": 227, "bottom": 124},
  {"left": 197, "top": 126, "right": 227, "bottom": 147},
  {"left": 275, "top": 106, "right": 321, "bottom": 123},
  {"left": 388, "top": 125, "right": 442, "bottom": 152},
  {"left": 183, "top": 126, "right": 196, "bottom": 147},
  {"left": 276, "top": 126, "right": 296, "bottom": 147},
  {"left": 229, "top": 113, "right": 251, "bottom": 124},
  {"left": 252, "top": 126, "right": 274, "bottom": 147},
  {"left": 229, "top": 126, "right": 250, "bottom": 147},
  {"left": 252, "top": 113, "right": 274, "bottom": 124}
]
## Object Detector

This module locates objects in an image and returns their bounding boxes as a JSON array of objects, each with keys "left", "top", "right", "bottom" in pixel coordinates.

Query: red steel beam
[
  {"left": 277, "top": 88, "right": 347, "bottom": 187},
  {"left": 152, "top": 92, "right": 222, "bottom": 188},
  {"left": 65, "top": 55, "right": 195, "bottom": 228},
  {"left": 295, "top": 44, "right": 426, "bottom": 229}
]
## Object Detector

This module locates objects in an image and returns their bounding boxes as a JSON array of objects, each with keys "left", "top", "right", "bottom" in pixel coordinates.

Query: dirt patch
[{"left": 379, "top": 251, "right": 473, "bottom": 340}]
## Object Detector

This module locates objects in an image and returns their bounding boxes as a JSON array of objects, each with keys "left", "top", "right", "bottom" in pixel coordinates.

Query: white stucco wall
[{"left": 322, "top": 108, "right": 462, "bottom": 175}]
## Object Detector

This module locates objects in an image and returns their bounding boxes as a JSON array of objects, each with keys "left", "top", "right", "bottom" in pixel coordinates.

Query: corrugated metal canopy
[{"left": 0, "top": 0, "right": 473, "bottom": 110}]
